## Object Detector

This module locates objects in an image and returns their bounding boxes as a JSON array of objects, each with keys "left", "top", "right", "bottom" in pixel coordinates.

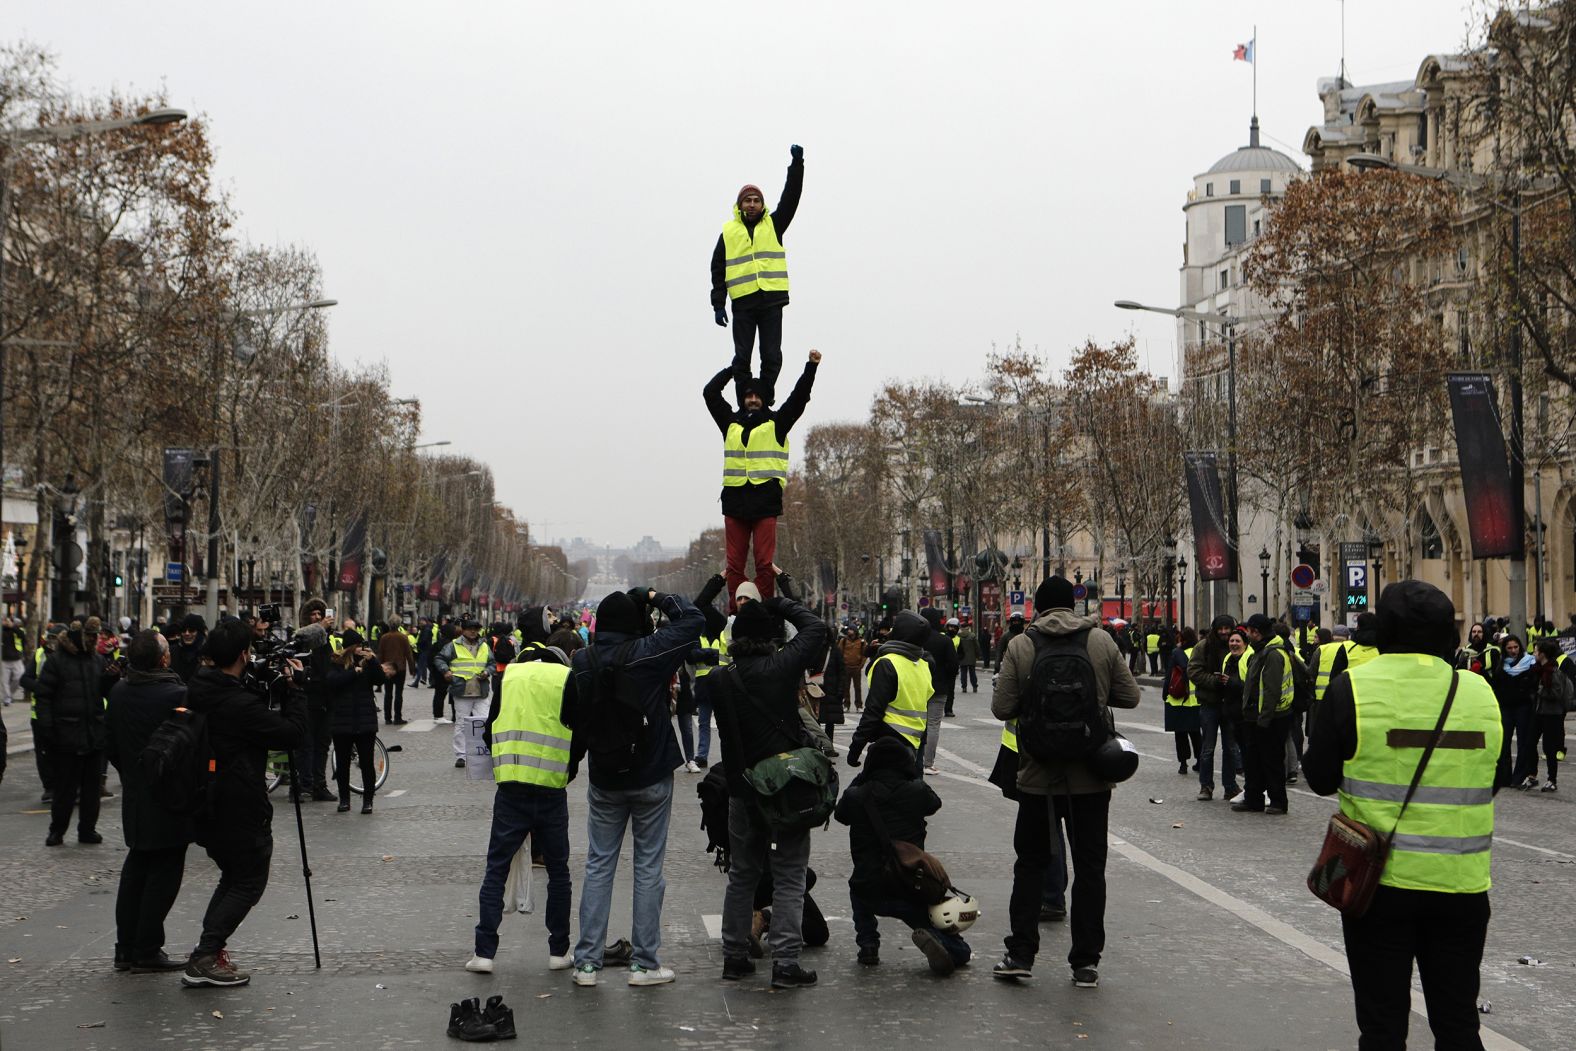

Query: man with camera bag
[
  {"left": 559, "top": 588, "right": 703, "bottom": 987},
  {"left": 710, "top": 593, "right": 827, "bottom": 989}
]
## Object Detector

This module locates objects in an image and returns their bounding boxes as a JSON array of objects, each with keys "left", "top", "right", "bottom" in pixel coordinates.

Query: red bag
[{"left": 1165, "top": 665, "right": 1188, "bottom": 700}]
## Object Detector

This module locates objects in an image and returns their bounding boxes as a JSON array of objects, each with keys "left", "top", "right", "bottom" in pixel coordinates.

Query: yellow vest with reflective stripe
[
  {"left": 1166, "top": 646, "right": 1200, "bottom": 707},
  {"left": 721, "top": 211, "right": 789, "bottom": 300},
  {"left": 30, "top": 645, "right": 45, "bottom": 719},
  {"left": 1313, "top": 642, "right": 1345, "bottom": 703},
  {"left": 492, "top": 661, "right": 574, "bottom": 788},
  {"left": 1145, "top": 633, "right": 1159, "bottom": 655},
  {"left": 1338, "top": 654, "right": 1500, "bottom": 893},
  {"left": 695, "top": 633, "right": 729, "bottom": 678},
  {"left": 867, "top": 652, "right": 930, "bottom": 748},
  {"left": 329, "top": 633, "right": 344, "bottom": 654},
  {"left": 449, "top": 639, "right": 491, "bottom": 682},
  {"left": 1346, "top": 643, "right": 1380, "bottom": 671},
  {"left": 1001, "top": 718, "right": 1018, "bottom": 752},
  {"left": 1256, "top": 638, "right": 1296, "bottom": 714},
  {"left": 722, "top": 420, "right": 789, "bottom": 488}
]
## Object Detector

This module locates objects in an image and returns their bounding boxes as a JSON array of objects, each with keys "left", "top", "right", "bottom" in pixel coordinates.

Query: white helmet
[{"left": 928, "top": 891, "right": 980, "bottom": 933}]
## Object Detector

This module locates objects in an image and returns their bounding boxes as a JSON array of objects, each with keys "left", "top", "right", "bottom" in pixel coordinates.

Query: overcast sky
[{"left": 13, "top": 0, "right": 1472, "bottom": 549}]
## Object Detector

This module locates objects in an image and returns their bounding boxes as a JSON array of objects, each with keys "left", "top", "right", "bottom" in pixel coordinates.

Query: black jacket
[
  {"left": 711, "top": 598, "right": 828, "bottom": 794},
  {"left": 184, "top": 666, "right": 305, "bottom": 848},
  {"left": 105, "top": 670, "right": 193, "bottom": 850},
  {"left": 170, "top": 636, "right": 205, "bottom": 684},
  {"left": 34, "top": 633, "right": 113, "bottom": 755},
  {"left": 849, "top": 612, "right": 934, "bottom": 756},
  {"left": 920, "top": 610, "right": 958, "bottom": 692},
  {"left": 709, "top": 156, "right": 804, "bottom": 311},
  {"left": 325, "top": 656, "right": 386, "bottom": 736},
  {"left": 704, "top": 361, "right": 818, "bottom": 521},
  {"left": 561, "top": 593, "right": 704, "bottom": 791},
  {"left": 834, "top": 760, "right": 941, "bottom": 897}
]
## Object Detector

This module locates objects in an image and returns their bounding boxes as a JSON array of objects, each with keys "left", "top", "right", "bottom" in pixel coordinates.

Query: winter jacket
[
  {"left": 849, "top": 612, "right": 935, "bottom": 755},
  {"left": 1495, "top": 654, "right": 1536, "bottom": 709},
  {"left": 561, "top": 592, "right": 705, "bottom": 791},
  {"left": 170, "top": 636, "right": 205, "bottom": 684},
  {"left": 710, "top": 598, "right": 828, "bottom": 794},
  {"left": 709, "top": 155, "right": 804, "bottom": 311},
  {"left": 325, "top": 656, "right": 387, "bottom": 736},
  {"left": 837, "top": 636, "right": 865, "bottom": 671},
  {"left": 957, "top": 630, "right": 981, "bottom": 665},
  {"left": 184, "top": 666, "right": 305, "bottom": 849},
  {"left": 820, "top": 651, "right": 847, "bottom": 726},
  {"left": 834, "top": 758, "right": 941, "bottom": 897},
  {"left": 105, "top": 669, "right": 193, "bottom": 850},
  {"left": 377, "top": 630, "right": 413, "bottom": 674},
  {"left": 1243, "top": 636, "right": 1293, "bottom": 726},
  {"left": 919, "top": 609, "right": 958, "bottom": 693},
  {"left": 991, "top": 608, "right": 1141, "bottom": 795},
  {"left": 1535, "top": 661, "right": 1573, "bottom": 717},
  {"left": 703, "top": 360, "right": 818, "bottom": 521},
  {"left": 34, "top": 632, "right": 113, "bottom": 755}
]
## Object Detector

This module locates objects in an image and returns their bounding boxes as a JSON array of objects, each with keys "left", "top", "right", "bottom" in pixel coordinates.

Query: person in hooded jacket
[
  {"left": 324, "top": 628, "right": 387, "bottom": 813},
  {"left": 919, "top": 606, "right": 958, "bottom": 772},
  {"left": 704, "top": 351, "right": 820, "bottom": 610},
  {"left": 34, "top": 616, "right": 116, "bottom": 846},
  {"left": 846, "top": 610, "right": 935, "bottom": 774},
  {"left": 181, "top": 617, "right": 306, "bottom": 988},
  {"left": 835, "top": 735, "right": 971, "bottom": 975},
  {"left": 710, "top": 593, "right": 828, "bottom": 989},
  {"left": 105, "top": 629, "right": 192, "bottom": 972},
  {"left": 1188, "top": 613, "right": 1242, "bottom": 801},
  {"left": 169, "top": 613, "right": 207, "bottom": 684},
  {"left": 1532, "top": 639, "right": 1572, "bottom": 792},
  {"left": 991, "top": 576, "right": 1140, "bottom": 988},
  {"left": 1493, "top": 634, "right": 1538, "bottom": 788},
  {"left": 710, "top": 144, "right": 805, "bottom": 399}
]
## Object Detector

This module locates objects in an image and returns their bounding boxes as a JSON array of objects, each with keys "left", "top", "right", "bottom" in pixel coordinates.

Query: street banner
[
  {"left": 162, "top": 448, "right": 194, "bottom": 534},
  {"left": 459, "top": 560, "right": 477, "bottom": 604},
  {"left": 923, "top": 529, "right": 948, "bottom": 597},
  {"left": 425, "top": 553, "right": 448, "bottom": 601},
  {"left": 1184, "top": 451, "right": 1235, "bottom": 581},
  {"left": 1447, "top": 372, "right": 1523, "bottom": 559},
  {"left": 337, "top": 511, "right": 367, "bottom": 591}
]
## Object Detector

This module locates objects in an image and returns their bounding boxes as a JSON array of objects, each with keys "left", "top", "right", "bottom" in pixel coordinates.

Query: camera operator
[
  {"left": 293, "top": 600, "right": 338, "bottom": 804},
  {"left": 181, "top": 617, "right": 306, "bottom": 988}
]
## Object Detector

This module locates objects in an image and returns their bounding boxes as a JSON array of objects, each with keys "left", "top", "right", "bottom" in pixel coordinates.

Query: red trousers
[{"left": 724, "top": 515, "right": 777, "bottom": 610}]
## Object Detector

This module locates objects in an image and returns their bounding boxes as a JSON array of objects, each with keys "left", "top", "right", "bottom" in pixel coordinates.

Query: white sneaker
[
  {"left": 924, "top": 766, "right": 940, "bottom": 775},
  {"left": 572, "top": 964, "right": 598, "bottom": 986},
  {"left": 627, "top": 964, "right": 675, "bottom": 986},
  {"left": 465, "top": 955, "right": 494, "bottom": 974},
  {"left": 435, "top": 717, "right": 452, "bottom": 724},
  {"left": 549, "top": 954, "right": 573, "bottom": 970},
  {"left": 1228, "top": 791, "right": 1245, "bottom": 805},
  {"left": 684, "top": 760, "right": 701, "bottom": 773}
]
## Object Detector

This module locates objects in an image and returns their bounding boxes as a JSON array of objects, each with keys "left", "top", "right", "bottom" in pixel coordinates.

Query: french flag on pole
[{"left": 1233, "top": 39, "right": 1255, "bottom": 63}]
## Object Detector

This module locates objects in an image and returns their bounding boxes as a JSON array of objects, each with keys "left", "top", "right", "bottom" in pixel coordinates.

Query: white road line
[
  {"left": 702, "top": 913, "right": 722, "bottom": 940},
  {"left": 400, "top": 718, "right": 437, "bottom": 732},
  {"left": 972, "top": 718, "right": 1000, "bottom": 727},
  {"left": 1109, "top": 834, "right": 1528, "bottom": 1051},
  {"left": 383, "top": 789, "right": 407, "bottom": 798},
  {"left": 935, "top": 746, "right": 994, "bottom": 778}
]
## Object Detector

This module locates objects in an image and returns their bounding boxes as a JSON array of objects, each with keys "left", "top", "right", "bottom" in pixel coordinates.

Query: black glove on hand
[
  {"left": 847, "top": 743, "right": 863, "bottom": 767},
  {"left": 790, "top": 143, "right": 803, "bottom": 160},
  {"left": 714, "top": 307, "right": 727, "bottom": 327}
]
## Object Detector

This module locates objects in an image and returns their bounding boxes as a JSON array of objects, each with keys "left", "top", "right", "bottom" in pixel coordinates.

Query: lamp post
[
  {"left": 1163, "top": 535, "right": 1176, "bottom": 630},
  {"left": 1258, "top": 547, "right": 1271, "bottom": 620},
  {"left": 1177, "top": 555, "right": 1188, "bottom": 629},
  {"left": 1117, "top": 299, "right": 1241, "bottom": 617},
  {"left": 1116, "top": 568, "right": 1126, "bottom": 620},
  {"left": 1073, "top": 567, "right": 1084, "bottom": 615}
]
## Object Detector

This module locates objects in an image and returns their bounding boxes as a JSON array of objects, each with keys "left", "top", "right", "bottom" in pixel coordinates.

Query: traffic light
[{"left": 113, "top": 573, "right": 125, "bottom": 588}]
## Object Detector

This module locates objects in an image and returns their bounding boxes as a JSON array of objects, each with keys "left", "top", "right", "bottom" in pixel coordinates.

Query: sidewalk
[{"left": 2, "top": 693, "right": 31, "bottom": 755}]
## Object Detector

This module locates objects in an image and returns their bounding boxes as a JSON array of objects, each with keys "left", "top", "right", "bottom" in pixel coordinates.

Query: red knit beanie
[{"left": 736, "top": 183, "right": 764, "bottom": 206}]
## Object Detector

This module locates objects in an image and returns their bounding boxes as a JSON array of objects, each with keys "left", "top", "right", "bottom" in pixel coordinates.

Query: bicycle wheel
[
  {"left": 263, "top": 750, "right": 290, "bottom": 794},
  {"left": 337, "top": 736, "right": 391, "bottom": 795}
]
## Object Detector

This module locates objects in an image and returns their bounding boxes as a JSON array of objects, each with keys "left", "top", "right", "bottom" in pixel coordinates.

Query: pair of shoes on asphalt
[
  {"left": 45, "top": 830, "right": 100, "bottom": 846},
  {"left": 311, "top": 788, "right": 338, "bottom": 803},
  {"left": 1519, "top": 776, "right": 1541, "bottom": 791},
  {"left": 465, "top": 953, "right": 574, "bottom": 975},
  {"left": 683, "top": 760, "right": 701, "bottom": 773},
  {"left": 125, "top": 951, "right": 185, "bottom": 974},
  {"left": 447, "top": 995, "right": 515, "bottom": 1041},
  {"left": 182, "top": 949, "right": 250, "bottom": 987},
  {"left": 990, "top": 956, "right": 1099, "bottom": 987},
  {"left": 571, "top": 963, "right": 676, "bottom": 987}
]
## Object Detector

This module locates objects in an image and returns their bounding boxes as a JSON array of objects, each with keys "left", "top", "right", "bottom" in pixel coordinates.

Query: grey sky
[{"left": 14, "top": 0, "right": 1469, "bottom": 548}]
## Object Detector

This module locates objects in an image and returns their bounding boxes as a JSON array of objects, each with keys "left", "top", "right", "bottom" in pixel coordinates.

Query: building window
[
  {"left": 1420, "top": 509, "right": 1443, "bottom": 559},
  {"left": 1206, "top": 182, "right": 1214, "bottom": 197},
  {"left": 1253, "top": 218, "right": 1261, "bottom": 237},
  {"left": 1457, "top": 309, "right": 1470, "bottom": 362},
  {"left": 1198, "top": 320, "right": 1207, "bottom": 346},
  {"left": 1224, "top": 204, "right": 1247, "bottom": 246},
  {"left": 1260, "top": 178, "right": 1271, "bottom": 193},
  {"left": 1229, "top": 179, "right": 1241, "bottom": 194},
  {"left": 1219, "top": 268, "right": 1230, "bottom": 291}
]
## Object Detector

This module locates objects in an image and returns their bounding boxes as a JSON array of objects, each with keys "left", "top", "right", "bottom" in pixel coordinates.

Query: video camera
[{"left": 244, "top": 622, "right": 327, "bottom": 705}]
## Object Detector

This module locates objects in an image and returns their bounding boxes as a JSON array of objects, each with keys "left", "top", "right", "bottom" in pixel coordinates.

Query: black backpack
[
  {"left": 582, "top": 642, "right": 650, "bottom": 777},
  {"left": 139, "top": 706, "right": 214, "bottom": 817},
  {"left": 1018, "top": 627, "right": 1108, "bottom": 763}
]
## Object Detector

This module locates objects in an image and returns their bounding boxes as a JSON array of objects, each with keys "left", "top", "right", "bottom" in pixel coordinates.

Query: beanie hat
[
  {"left": 866, "top": 735, "right": 916, "bottom": 774},
  {"left": 1245, "top": 613, "right": 1275, "bottom": 635},
  {"left": 1034, "top": 575, "right": 1075, "bottom": 612},
  {"left": 736, "top": 183, "right": 764, "bottom": 206},
  {"left": 1210, "top": 612, "right": 1237, "bottom": 632},
  {"left": 702, "top": 605, "right": 728, "bottom": 639},
  {"left": 83, "top": 615, "right": 103, "bottom": 637},
  {"left": 1331, "top": 623, "right": 1351, "bottom": 638},
  {"left": 735, "top": 581, "right": 763, "bottom": 606},
  {"left": 180, "top": 613, "right": 207, "bottom": 633},
  {"left": 340, "top": 629, "right": 364, "bottom": 648},
  {"left": 731, "top": 600, "right": 775, "bottom": 641},
  {"left": 595, "top": 591, "right": 644, "bottom": 636}
]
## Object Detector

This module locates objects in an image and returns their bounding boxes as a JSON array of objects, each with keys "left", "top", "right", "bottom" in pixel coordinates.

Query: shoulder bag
[{"left": 854, "top": 788, "right": 951, "bottom": 906}]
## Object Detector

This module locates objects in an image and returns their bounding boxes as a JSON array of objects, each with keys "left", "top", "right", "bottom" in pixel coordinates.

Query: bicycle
[{"left": 264, "top": 736, "right": 392, "bottom": 795}]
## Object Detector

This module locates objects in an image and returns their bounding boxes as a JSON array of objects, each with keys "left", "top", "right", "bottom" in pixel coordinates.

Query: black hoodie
[
  {"left": 848, "top": 611, "right": 933, "bottom": 755},
  {"left": 185, "top": 666, "right": 305, "bottom": 848},
  {"left": 834, "top": 736, "right": 942, "bottom": 895}
]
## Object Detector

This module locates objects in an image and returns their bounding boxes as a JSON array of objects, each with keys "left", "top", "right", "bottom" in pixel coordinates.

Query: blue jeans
[
  {"left": 573, "top": 777, "right": 674, "bottom": 970},
  {"left": 1198, "top": 705, "right": 1242, "bottom": 793},
  {"left": 475, "top": 783, "right": 571, "bottom": 959},
  {"left": 676, "top": 713, "right": 695, "bottom": 762},
  {"left": 695, "top": 678, "right": 714, "bottom": 761},
  {"left": 851, "top": 889, "right": 971, "bottom": 963}
]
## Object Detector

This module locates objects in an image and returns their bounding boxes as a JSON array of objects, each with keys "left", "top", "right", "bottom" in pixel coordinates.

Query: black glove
[
  {"left": 847, "top": 743, "right": 863, "bottom": 767},
  {"left": 790, "top": 143, "right": 803, "bottom": 160},
  {"left": 762, "top": 595, "right": 789, "bottom": 614},
  {"left": 714, "top": 307, "right": 727, "bottom": 327}
]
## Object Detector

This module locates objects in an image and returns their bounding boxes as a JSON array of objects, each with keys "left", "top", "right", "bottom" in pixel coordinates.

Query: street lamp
[
  {"left": 1163, "top": 535, "right": 1176, "bottom": 630},
  {"left": 1115, "top": 567, "right": 1127, "bottom": 620},
  {"left": 1258, "top": 547, "right": 1271, "bottom": 620},
  {"left": 1117, "top": 299, "right": 1241, "bottom": 617},
  {"left": 1177, "top": 555, "right": 1188, "bottom": 629}
]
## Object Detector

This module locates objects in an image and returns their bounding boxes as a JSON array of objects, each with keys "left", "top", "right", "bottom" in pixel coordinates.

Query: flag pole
[{"left": 1252, "top": 25, "right": 1258, "bottom": 119}]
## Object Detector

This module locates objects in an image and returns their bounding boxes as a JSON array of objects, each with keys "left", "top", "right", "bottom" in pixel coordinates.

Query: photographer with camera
[
  {"left": 324, "top": 629, "right": 390, "bottom": 813},
  {"left": 292, "top": 600, "right": 339, "bottom": 803},
  {"left": 182, "top": 617, "right": 307, "bottom": 988}
]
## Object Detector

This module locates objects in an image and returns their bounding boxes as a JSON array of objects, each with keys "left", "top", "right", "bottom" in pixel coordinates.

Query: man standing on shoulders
[
  {"left": 991, "top": 576, "right": 1139, "bottom": 989},
  {"left": 560, "top": 588, "right": 704, "bottom": 987},
  {"left": 1305, "top": 581, "right": 1500, "bottom": 1049},
  {"left": 704, "top": 351, "right": 820, "bottom": 610},
  {"left": 435, "top": 617, "right": 493, "bottom": 770},
  {"left": 105, "top": 630, "right": 192, "bottom": 972}
]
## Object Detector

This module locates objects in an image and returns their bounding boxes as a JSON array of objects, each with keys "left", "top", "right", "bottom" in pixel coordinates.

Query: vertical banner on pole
[
  {"left": 1184, "top": 451, "right": 1235, "bottom": 581},
  {"left": 922, "top": 529, "right": 947, "bottom": 600},
  {"left": 1447, "top": 373, "right": 1523, "bottom": 559}
]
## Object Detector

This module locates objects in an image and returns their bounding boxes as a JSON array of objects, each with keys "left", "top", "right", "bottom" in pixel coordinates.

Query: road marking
[
  {"left": 400, "top": 719, "right": 437, "bottom": 732},
  {"left": 935, "top": 746, "right": 993, "bottom": 778},
  {"left": 973, "top": 718, "right": 999, "bottom": 727},
  {"left": 383, "top": 789, "right": 407, "bottom": 798},
  {"left": 1108, "top": 834, "right": 1528, "bottom": 1051},
  {"left": 702, "top": 913, "right": 722, "bottom": 939}
]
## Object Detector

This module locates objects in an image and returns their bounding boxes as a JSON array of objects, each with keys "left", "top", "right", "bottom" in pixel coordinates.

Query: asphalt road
[{"left": 2, "top": 677, "right": 1572, "bottom": 1050}]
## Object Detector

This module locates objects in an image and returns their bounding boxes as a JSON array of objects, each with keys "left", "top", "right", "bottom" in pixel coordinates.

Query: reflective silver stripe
[
  {"left": 492, "top": 753, "right": 570, "bottom": 773},
  {"left": 747, "top": 470, "right": 787, "bottom": 480},
  {"left": 1341, "top": 777, "right": 1494, "bottom": 807},
  {"left": 493, "top": 729, "right": 572, "bottom": 751},
  {"left": 753, "top": 250, "right": 786, "bottom": 259},
  {"left": 724, "top": 255, "right": 753, "bottom": 267},
  {"left": 1390, "top": 832, "right": 1493, "bottom": 855},
  {"left": 722, "top": 468, "right": 749, "bottom": 477},
  {"left": 754, "top": 270, "right": 788, "bottom": 280},
  {"left": 742, "top": 450, "right": 786, "bottom": 459},
  {"left": 725, "top": 273, "right": 758, "bottom": 288}
]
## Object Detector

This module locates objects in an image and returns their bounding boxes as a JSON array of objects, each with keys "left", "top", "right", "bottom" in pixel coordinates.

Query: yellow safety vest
[
  {"left": 1346, "top": 642, "right": 1380, "bottom": 671},
  {"left": 1001, "top": 718, "right": 1018, "bottom": 752},
  {"left": 1313, "top": 642, "right": 1345, "bottom": 704},
  {"left": 1166, "top": 646, "right": 1199, "bottom": 707},
  {"left": 402, "top": 628, "right": 418, "bottom": 649},
  {"left": 1255, "top": 637, "right": 1296, "bottom": 715},
  {"left": 1145, "top": 633, "right": 1160, "bottom": 655},
  {"left": 449, "top": 639, "right": 491, "bottom": 682},
  {"left": 329, "top": 633, "right": 344, "bottom": 655},
  {"left": 30, "top": 645, "right": 45, "bottom": 719},
  {"left": 722, "top": 420, "right": 789, "bottom": 488},
  {"left": 492, "top": 661, "right": 574, "bottom": 789},
  {"left": 695, "top": 633, "right": 729, "bottom": 678},
  {"left": 867, "top": 652, "right": 931, "bottom": 749},
  {"left": 721, "top": 210, "right": 789, "bottom": 300},
  {"left": 1338, "top": 654, "right": 1500, "bottom": 893}
]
